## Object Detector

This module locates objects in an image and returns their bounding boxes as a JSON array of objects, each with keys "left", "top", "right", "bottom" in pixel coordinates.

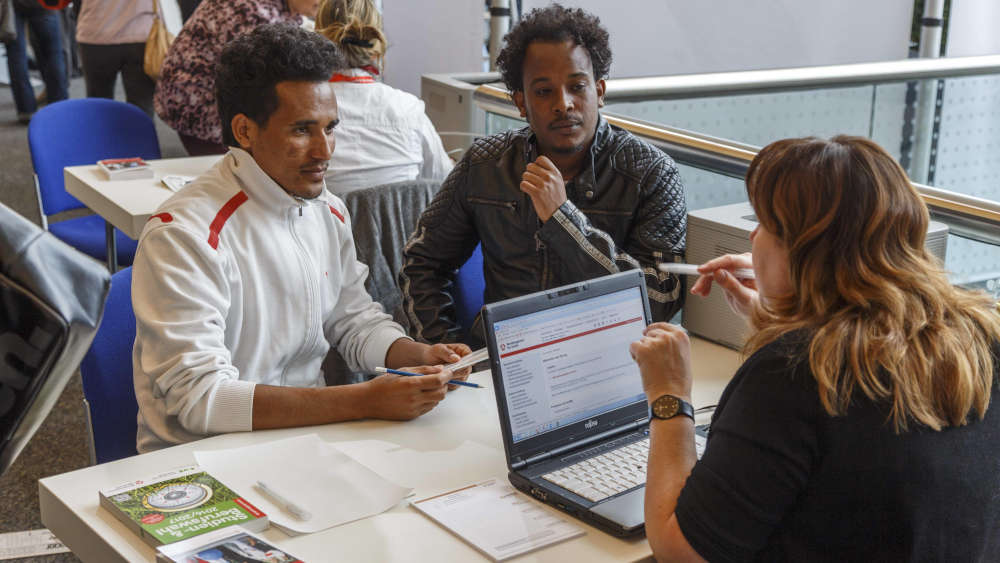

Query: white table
[
  {"left": 63, "top": 155, "right": 223, "bottom": 271},
  {"left": 39, "top": 338, "right": 742, "bottom": 563}
]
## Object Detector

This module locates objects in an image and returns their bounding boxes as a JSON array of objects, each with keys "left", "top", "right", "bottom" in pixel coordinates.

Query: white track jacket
[{"left": 132, "top": 148, "right": 406, "bottom": 452}]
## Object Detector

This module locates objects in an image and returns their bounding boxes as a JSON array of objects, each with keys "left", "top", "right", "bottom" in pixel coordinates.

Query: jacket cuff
[
  {"left": 203, "top": 379, "right": 256, "bottom": 433},
  {"left": 362, "top": 326, "right": 410, "bottom": 371},
  {"left": 546, "top": 200, "right": 585, "bottom": 234}
]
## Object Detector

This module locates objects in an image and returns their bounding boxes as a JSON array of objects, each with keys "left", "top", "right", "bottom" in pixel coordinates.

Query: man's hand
[
  {"left": 362, "top": 366, "right": 452, "bottom": 420},
  {"left": 421, "top": 342, "right": 473, "bottom": 389},
  {"left": 629, "top": 323, "right": 693, "bottom": 402},
  {"left": 689, "top": 253, "right": 759, "bottom": 318},
  {"left": 520, "top": 155, "right": 568, "bottom": 222}
]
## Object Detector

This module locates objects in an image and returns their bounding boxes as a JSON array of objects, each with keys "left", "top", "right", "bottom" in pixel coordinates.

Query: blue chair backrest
[
  {"left": 79, "top": 267, "right": 137, "bottom": 464},
  {"left": 28, "top": 99, "right": 161, "bottom": 216},
  {"left": 453, "top": 244, "right": 485, "bottom": 342}
]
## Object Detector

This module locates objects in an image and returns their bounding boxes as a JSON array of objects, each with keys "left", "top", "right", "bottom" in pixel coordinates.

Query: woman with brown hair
[
  {"left": 631, "top": 135, "right": 1000, "bottom": 561},
  {"left": 314, "top": 0, "right": 452, "bottom": 193}
]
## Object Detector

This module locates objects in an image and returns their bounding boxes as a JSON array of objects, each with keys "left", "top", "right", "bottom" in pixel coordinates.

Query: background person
[
  {"left": 153, "top": 0, "right": 319, "bottom": 156},
  {"left": 631, "top": 135, "right": 1000, "bottom": 562},
  {"left": 76, "top": 0, "right": 156, "bottom": 117},
  {"left": 4, "top": 0, "right": 68, "bottom": 123},
  {"left": 314, "top": 0, "right": 452, "bottom": 193},
  {"left": 133, "top": 24, "right": 470, "bottom": 453}
]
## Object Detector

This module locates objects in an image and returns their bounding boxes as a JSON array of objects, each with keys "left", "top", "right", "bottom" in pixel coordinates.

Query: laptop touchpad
[{"left": 591, "top": 487, "right": 645, "bottom": 529}]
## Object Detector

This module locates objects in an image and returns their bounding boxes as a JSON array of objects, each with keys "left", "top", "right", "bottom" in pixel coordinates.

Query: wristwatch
[{"left": 650, "top": 394, "right": 695, "bottom": 421}]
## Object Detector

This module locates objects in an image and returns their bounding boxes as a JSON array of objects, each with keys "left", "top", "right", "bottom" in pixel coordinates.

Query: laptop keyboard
[
  {"left": 541, "top": 433, "right": 708, "bottom": 502},
  {"left": 542, "top": 438, "right": 649, "bottom": 502}
]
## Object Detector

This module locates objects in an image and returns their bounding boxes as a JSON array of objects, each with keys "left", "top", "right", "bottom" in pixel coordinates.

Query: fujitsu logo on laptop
[{"left": 585, "top": 419, "right": 598, "bottom": 429}]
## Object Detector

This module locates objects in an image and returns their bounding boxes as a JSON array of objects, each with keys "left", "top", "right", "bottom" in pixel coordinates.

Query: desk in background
[
  {"left": 63, "top": 155, "right": 223, "bottom": 271},
  {"left": 39, "top": 338, "right": 741, "bottom": 562}
]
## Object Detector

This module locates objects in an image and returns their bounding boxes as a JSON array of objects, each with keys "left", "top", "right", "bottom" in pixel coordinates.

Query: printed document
[{"left": 412, "top": 478, "right": 584, "bottom": 561}]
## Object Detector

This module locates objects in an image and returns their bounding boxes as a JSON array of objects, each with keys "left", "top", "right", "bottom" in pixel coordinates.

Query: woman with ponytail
[
  {"left": 631, "top": 135, "right": 1000, "bottom": 562},
  {"left": 315, "top": 0, "right": 452, "bottom": 192}
]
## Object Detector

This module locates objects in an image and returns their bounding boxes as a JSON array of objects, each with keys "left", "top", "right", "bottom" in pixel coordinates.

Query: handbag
[{"left": 143, "top": 0, "right": 174, "bottom": 81}]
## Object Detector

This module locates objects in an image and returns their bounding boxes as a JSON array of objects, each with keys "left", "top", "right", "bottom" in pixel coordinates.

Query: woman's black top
[{"left": 674, "top": 333, "right": 1000, "bottom": 562}]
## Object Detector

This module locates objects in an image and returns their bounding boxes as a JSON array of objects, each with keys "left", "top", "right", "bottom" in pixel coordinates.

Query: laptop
[{"left": 483, "top": 270, "right": 693, "bottom": 537}]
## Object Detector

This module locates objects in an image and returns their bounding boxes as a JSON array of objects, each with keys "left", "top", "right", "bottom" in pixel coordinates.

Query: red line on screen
[{"left": 499, "top": 316, "right": 643, "bottom": 359}]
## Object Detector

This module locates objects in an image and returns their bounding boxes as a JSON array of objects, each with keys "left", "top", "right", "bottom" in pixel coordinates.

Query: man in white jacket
[{"left": 132, "top": 23, "right": 469, "bottom": 453}]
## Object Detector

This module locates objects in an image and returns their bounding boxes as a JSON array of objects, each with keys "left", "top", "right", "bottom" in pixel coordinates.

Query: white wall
[
  {"left": 946, "top": 0, "right": 1000, "bottom": 56},
  {"left": 520, "top": 0, "right": 914, "bottom": 77},
  {"left": 381, "top": 0, "right": 914, "bottom": 96},
  {"left": 382, "top": 1, "right": 486, "bottom": 96}
]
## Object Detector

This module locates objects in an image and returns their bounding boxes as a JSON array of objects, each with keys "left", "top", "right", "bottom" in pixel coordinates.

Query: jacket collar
[{"left": 226, "top": 148, "right": 334, "bottom": 212}]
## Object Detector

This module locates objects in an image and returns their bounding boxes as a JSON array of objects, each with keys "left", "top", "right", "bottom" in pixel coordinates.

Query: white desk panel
[
  {"left": 40, "top": 338, "right": 742, "bottom": 562},
  {"left": 63, "top": 155, "right": 223, "bottom": 240}
]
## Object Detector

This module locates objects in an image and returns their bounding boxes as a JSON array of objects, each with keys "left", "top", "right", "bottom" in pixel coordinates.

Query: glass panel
[
  {"left": 947, "top": 235, "right": 1000, "bottom": 290},
  {"left": 605, "top": 87, "right": 879, "bottom": 154}
]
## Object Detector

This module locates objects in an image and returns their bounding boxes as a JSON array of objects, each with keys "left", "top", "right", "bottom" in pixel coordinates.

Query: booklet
[
  {"left": 156, "top": 526, "right": 303, "bottom": 563},
  {"left": 412, "top": 477, "right": 584, "bottom": 561},
  {"left": 99, "top": 465, "right": 268, "bottom": 547},
  {"left": 97, "top": 157, "right": 154, "bottom": 180}
]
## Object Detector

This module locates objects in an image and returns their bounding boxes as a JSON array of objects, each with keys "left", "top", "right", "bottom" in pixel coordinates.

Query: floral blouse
[{"left": 153, "top": 0, "right": 300, "bottom": 144}]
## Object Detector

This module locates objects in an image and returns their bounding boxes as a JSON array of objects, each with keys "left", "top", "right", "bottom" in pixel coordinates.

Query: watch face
[{"left": 653, "top": 395, "right": 680, "bottom": 419}]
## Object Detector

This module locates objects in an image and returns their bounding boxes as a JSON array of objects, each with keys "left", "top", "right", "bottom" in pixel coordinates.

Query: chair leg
[
  {"left": 82, "top": 397, "right": 96, "bottom": 466},
  {"left": 105, "top": 220, "right": 118, "bottom": 273}
]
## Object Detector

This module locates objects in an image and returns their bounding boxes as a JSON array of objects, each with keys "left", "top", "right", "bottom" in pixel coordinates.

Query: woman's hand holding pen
[
  {"left": 690, "top": 253, "right": 759, "bottom": 318},
  {"left": 420, "top": 342, "right": 473, "bottom": 390}
]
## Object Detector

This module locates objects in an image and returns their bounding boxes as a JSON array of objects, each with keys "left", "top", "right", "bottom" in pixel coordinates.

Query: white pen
[
  {"left": 658, "top": 262, "right": 756, "bottom": 279},
  {"left": 255, "top": 480, "right": 312, "bottom": 521}
]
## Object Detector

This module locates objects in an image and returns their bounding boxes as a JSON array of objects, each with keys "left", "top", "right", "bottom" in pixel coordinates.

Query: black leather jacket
[{"left": 399, "top": 118, "right": 686, "bottom": 344}]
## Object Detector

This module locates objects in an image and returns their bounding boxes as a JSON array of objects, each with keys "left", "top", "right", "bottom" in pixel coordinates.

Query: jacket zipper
[{"left": 281, "top": 201, "right": 319, "bottom": 385}]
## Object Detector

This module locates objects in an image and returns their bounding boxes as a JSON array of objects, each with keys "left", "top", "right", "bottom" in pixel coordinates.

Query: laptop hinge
[{"left": 516, "top": 419, "right": 646, "bottom": 468}]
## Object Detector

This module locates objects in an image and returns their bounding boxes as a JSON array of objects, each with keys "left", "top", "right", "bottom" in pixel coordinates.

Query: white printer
[{"left": 682, "top": 202, "right": 950, "bottom": 350}]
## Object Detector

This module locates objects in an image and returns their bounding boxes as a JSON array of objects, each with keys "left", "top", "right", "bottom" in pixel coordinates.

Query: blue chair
[
  {"left": 79, "top": 267, "right": 138, "bottom": 464},
  {"left": 27, "top": 99, "right": 161, "bottom": 268},
  {"left": 453, "top": 244, "right": 486, "bottom": 344}
]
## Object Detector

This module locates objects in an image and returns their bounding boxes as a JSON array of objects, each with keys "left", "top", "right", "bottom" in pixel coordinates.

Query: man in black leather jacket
[{"left": 399, "top": 4, "right": 686, "bottom": 345}]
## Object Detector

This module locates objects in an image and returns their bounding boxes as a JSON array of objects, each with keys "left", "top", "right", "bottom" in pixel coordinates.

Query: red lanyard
[
  {"left": 329, "top": 74, "right": 375, "bottom": 84},
  {"left": 329, "top": 66, "right": 380, "bottom": 84}
]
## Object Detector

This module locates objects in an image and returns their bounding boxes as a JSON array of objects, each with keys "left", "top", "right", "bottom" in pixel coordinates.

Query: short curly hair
[
  {"left": 215, "top": 23, "right": 345, "bottom": 147},
  {"left": 496, "top": 4, "right": 611, "bottom": 93}
]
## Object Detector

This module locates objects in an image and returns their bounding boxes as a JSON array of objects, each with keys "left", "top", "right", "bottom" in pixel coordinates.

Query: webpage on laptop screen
[{"left": 494, "top": 287, "right": 647, "bottom": 443}]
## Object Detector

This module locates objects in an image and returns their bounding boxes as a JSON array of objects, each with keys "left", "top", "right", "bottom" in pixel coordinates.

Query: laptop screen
[{"left": 492, "top": 286, "right": 648, "bottom": 444}]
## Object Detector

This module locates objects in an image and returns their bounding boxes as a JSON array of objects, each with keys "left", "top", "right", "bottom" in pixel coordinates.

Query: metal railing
[{"left": 473, "top": 81, "right": 1000, "bottom": 246}]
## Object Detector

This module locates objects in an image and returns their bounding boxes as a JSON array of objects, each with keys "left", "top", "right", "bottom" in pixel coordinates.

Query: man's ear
[
  {"left": 231, "top": 114, "right": 256, "bottom": 150},
  {"left": 512, "top": 90, "right": 527, "bottom": 118},
  {"left": 596, "top": 79, "right": 606, "bottom": 108}
]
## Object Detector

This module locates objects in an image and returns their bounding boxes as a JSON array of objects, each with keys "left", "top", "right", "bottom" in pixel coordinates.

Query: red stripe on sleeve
[
  {"left": 207, "top": 191, "right": 249, "bottom": 249},
  {"left": 149, "top": 212, "right": 173, "bottom": 223},
  {"left": 329, "top": 205, "right": 345, "bottom": 223}
]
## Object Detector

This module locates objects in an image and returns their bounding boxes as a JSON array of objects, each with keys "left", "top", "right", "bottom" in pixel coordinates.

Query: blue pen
[{"left": 374, "top": 367, "right": 483, "bottom": 389}]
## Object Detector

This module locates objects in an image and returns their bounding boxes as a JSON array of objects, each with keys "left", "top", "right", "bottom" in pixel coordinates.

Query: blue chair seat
[{"left": 48, "top": 215, "right": 138, "bottom": 267}]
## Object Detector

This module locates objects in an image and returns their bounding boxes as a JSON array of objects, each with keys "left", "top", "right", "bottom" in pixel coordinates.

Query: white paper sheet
[
  {"left": 194, "top": 434, "right": 411, "bottom": 534},
  {"left": 0, "top": 529, "right": 69, "bottom": 560},
  {"left": 412, "top": 478, "right": 584, "bottom": 561}
]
